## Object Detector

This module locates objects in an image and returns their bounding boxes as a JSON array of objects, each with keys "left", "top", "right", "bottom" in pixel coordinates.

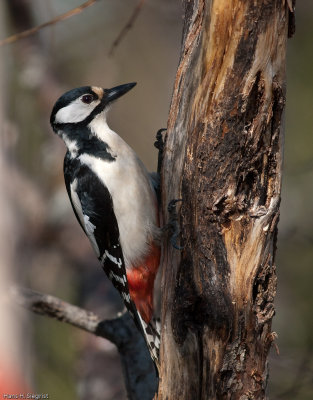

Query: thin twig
[
  {"left": 11, "top": 286, "right": 158, "bottom": 399},
  {"left": 109, "top": 0, "right": 146, "bottom": 56},
  {"left": 0, "top": 0, "right": 100, "bottom": 47},
  {"left": 11, "top": 285, "right": 129, "bottom": 345}
]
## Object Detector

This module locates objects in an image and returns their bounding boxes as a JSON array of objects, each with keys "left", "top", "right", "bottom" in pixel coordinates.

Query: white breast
[{"left": 78, "top": 116, "right": 159, "bottom": 268}]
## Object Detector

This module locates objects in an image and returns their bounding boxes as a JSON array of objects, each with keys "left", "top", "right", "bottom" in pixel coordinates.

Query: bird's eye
[{"left": 81, "top": 94, "right": 94, "bottom": 104}]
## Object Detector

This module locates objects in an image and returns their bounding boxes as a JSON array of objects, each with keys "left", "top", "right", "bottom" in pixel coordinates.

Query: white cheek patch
[{"left": 55, "top": 98, "right": 100, "bottom": 124}]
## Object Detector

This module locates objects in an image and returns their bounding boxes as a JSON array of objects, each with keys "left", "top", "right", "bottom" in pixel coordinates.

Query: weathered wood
[{"left": 158, "top": 1, "right": 291, "bottom": 399}]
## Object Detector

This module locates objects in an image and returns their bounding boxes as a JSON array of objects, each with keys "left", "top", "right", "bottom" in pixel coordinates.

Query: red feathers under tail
[{"left": 126, "top": 243, "right": 160, "bottom": 323}]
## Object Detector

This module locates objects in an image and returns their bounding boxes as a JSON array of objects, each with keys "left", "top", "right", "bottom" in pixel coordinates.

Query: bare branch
[
  {"left": 0, "top": 0, "right": 100, "bottom": 47},
  {"left": 11, "top": 286, "right": 126, "bottom": 343},
  {"left": 109, "top": 0, "right": 146, "bottom": 56},
  {"left": 12, "top": 286, "right": 158, "bottom": 400}
]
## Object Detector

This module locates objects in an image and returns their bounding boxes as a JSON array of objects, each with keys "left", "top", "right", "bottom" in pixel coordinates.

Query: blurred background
[{"left": 0, "top": 1, "right": 312, "bottom": 399}]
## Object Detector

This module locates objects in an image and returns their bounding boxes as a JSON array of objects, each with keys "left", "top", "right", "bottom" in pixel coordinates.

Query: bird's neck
[
  {"left": 59, "top": 113, "right": 134, "bottom": 163},
  {"left": 59, "top": 119, "right": 116, "bottom": 161},
  {"left": 88, "top": 114, "right": 125, "bottom": 151}
]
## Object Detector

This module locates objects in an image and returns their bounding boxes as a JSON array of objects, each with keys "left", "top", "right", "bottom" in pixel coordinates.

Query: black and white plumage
[{"left": 50, "top": 83, "right": 161, "bottom": 364}]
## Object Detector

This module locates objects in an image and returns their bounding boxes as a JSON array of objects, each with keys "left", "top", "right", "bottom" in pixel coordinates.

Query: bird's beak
[{"left": 106, "top": 82, "right": 137, "bottom": 103}]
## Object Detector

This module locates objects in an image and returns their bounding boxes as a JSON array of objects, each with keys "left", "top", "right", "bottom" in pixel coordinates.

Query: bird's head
[{"left": 50, "top": 82, "right": 136, "bottom": 133}]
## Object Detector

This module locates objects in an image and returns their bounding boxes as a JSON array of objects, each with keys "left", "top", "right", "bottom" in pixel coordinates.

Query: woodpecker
[{"left": 50, "top": 83, "right": 161, "bottom": 363}]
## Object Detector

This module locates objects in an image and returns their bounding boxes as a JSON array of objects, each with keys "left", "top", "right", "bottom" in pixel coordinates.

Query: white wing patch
[
  {"left": 104, "top": 250, "right": 123, "bottom": 268},
  {"left": 122, "top": 292, "right": 131, "bottom": 303},
  {"left": 108, "top": 270, "right": 126, "bottom": 286},
  {"left": 83, "top": 214, "right": 97, "bottom": 237},
  {"left": 70, "top": 179, "right": 100, "bottom": 257}
]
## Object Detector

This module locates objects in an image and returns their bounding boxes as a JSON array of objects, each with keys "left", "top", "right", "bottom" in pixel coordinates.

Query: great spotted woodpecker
[{"left": 50, "top": 83, "right": 161, "bottom": 364}]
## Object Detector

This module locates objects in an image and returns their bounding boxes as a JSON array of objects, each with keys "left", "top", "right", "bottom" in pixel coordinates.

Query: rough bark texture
[{"left": 158, "top": 1, "right": 291, "bottom": 399}]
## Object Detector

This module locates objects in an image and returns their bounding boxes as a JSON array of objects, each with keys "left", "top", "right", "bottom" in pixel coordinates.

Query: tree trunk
[{"left": 158, "top": 1, "right": 292, "bottom": 399}]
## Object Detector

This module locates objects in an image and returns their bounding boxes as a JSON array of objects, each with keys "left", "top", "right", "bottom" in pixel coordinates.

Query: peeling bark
[{"left": 158, "top": 1, "right": 291, "bottom": 399}]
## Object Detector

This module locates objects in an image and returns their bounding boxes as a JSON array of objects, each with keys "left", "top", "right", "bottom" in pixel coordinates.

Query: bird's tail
[{"left": 136, "top": 312, "right": 161, "bottom": 367}]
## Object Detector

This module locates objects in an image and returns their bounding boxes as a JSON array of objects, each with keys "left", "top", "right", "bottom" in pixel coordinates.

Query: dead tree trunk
[{"left": 158, "top": 1, "right": 293, "bottom": 399}]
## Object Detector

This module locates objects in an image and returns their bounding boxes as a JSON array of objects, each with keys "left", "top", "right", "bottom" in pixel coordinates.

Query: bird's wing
[
  {"left": 64, "top": 155, "right": 160, "bottom": 364},
  {"left": 64, "top": 156, "right": 132, "bottom": 308}
]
